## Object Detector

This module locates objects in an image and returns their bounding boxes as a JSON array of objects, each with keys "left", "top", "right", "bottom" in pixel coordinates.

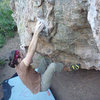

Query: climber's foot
[
  {"left": 70, "top": 64, "right": 81, "bottom": 71},
  {"left": 63, "top": 64, "right": 81, "bottom": 72}
]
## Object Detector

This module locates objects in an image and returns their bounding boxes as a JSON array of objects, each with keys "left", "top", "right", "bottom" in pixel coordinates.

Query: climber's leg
[
  {"left": 40, "top": 62, "right": 64, "bottom": 91},
  {"left": 38, "top": 57, "right": 52, "bottom": 74}
]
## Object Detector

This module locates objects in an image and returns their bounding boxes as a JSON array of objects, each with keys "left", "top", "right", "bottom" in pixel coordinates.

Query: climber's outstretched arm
[{"left": 23, "top": 21, "right": 44, "bottom": 67}]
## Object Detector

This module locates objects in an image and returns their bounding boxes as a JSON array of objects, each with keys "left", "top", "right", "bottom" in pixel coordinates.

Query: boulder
[{"left": 10, "top": 0, "right": 100, "bottom": 70}]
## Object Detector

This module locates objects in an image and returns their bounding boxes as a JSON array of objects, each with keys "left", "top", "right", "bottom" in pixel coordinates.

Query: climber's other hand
[{"left": 34, "top": 21, "right": 44, "bottom": 35}]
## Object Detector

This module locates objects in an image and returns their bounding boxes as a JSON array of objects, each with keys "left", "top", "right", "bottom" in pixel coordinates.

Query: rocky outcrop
[{"left": 10, "top": 0, "right": 100, "bottom": 70}]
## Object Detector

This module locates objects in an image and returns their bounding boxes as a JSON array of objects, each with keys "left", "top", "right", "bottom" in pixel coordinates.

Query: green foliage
[
  {"left": 0, "top": 34, "right": 5, "bottom": 48},
  {"left": 0, "top": 0, "right": 16, "bottom": 47},
  {"left": 0, "top": 58, "right": 6, "bottom": 67}
]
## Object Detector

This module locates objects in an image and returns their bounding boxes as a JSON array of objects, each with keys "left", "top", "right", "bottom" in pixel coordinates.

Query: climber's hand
[{"left": 34, "top": 21, "right": 44, "bottom": 35}]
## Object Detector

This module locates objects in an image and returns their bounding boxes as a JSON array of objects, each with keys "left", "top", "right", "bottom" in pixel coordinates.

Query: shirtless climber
[{"left": 8, "top": 21, "right": 80, "bottom": 94}]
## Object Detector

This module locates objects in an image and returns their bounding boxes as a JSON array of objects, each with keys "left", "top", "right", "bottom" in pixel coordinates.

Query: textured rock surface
[
  {"left": 10, "top": 0, "right": 100, "bottom": 70},
  {"left": 88, "top": 0, "right": 100, "bottom": 51}
]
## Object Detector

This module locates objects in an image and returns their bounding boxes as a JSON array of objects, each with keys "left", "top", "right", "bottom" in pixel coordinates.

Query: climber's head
[{"left": 9, "top": 50, "right": 24, "bottom": 68}]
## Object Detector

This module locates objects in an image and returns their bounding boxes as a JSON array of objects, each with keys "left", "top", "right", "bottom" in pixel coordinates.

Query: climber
[{"left": 8, "top": 21, "right": 80, "bottom": 94}]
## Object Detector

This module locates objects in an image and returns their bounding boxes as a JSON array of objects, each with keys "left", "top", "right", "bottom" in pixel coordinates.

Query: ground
[
  {"left": 51, "top": 70, "right": 100, "bottom": 100},
  {"left": 0, "top": 35, "right": 100, "bottom": 100}
]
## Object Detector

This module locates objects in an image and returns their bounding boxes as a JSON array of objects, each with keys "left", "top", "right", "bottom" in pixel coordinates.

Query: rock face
[{"left": 10, "top": 0, "right": 100, "bottom": 70}]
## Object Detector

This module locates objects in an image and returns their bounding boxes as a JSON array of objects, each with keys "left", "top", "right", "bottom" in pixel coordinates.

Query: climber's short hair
[{"left": 8, "top": 50, "right": 20, "bottom": 68}]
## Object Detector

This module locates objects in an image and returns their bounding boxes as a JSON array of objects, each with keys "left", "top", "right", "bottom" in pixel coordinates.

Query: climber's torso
[{"left": 15, "top": 61, "right": 41, "bottom": 94}]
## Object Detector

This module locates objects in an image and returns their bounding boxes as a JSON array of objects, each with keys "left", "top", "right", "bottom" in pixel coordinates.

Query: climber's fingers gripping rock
[{"left": 34, "top": 21, "right": 44, "bottom": 35}]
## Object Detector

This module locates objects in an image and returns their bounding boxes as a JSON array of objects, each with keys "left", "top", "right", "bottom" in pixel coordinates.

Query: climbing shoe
[{"left": 70, "top": 64, "right": 81, "bottom": 71}]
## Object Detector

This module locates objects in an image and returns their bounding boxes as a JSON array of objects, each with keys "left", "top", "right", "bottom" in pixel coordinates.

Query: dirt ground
[
  {"left": 51, "top": 69, "right": 100, "bottom": 100},
  {"left": 0, "top": 35, "right": 100, "bottom": 100}
]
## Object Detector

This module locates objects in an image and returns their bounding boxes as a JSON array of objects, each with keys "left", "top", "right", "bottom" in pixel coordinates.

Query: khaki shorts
[{"left": 37, "top": 57, "right": 64, "bottom": 91}]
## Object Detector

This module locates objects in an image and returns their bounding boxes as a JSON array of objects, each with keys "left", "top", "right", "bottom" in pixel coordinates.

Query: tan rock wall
[{"left": 10, "top": 0, "right": 100, "bottom": 70}]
